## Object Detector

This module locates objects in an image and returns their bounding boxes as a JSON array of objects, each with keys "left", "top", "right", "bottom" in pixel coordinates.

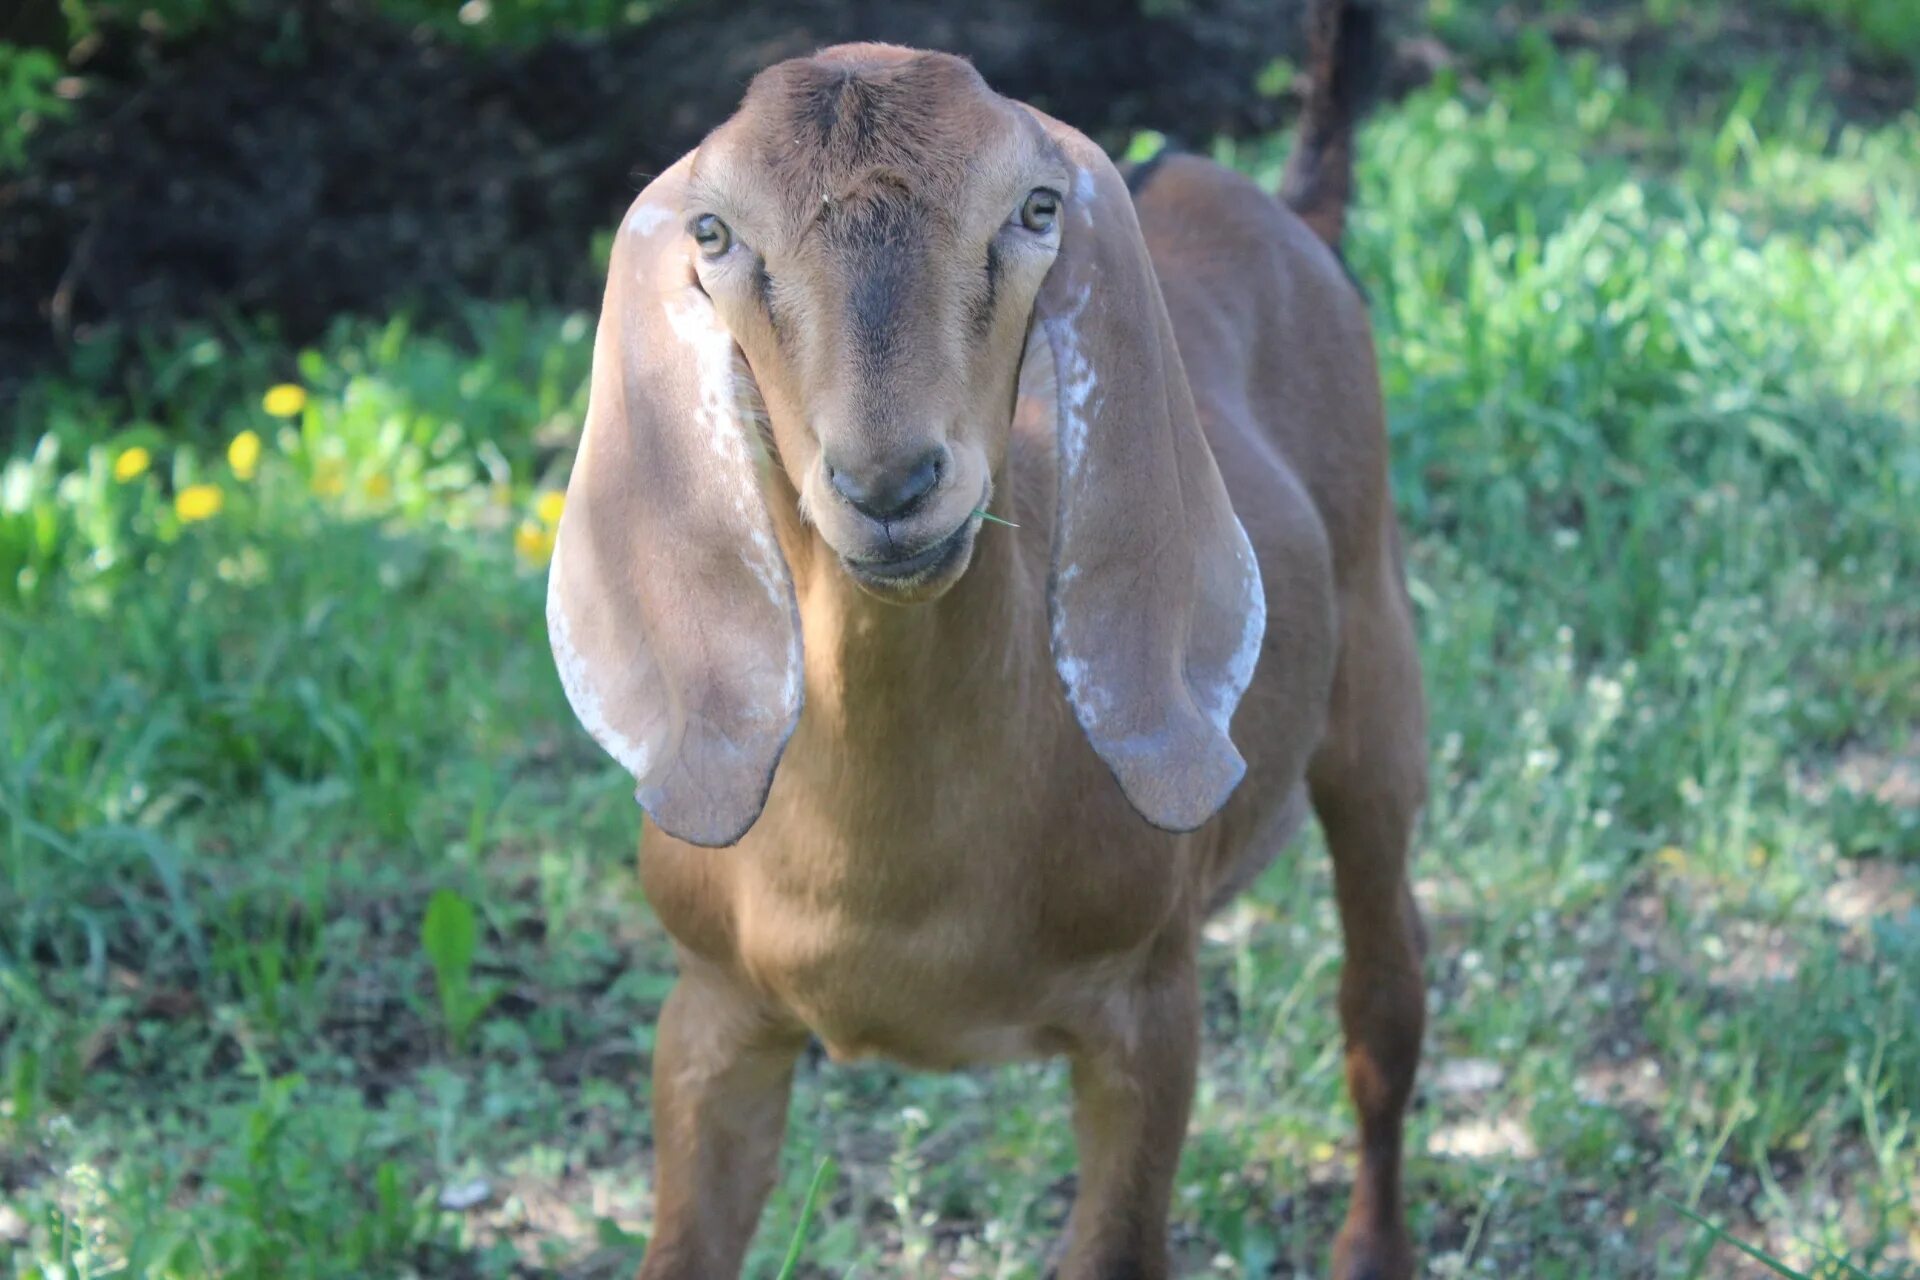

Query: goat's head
[
  {"left": 687, "top": 48, "right": 1055, "bottom": 602},
  {"left": 549, "top": 45, "right": 1265, "bottom": 846}
]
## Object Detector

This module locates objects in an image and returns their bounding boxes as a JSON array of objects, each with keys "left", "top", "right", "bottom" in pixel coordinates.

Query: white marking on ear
[
  {"left": 1042, "top": 295, "right": 1108, "bottom": 732},
  {"left": 1043, "top": 285, "right": 1099, "bottom": 483},
  {"left": 1054, "top": 653, "right": 1108, "bottom": 726},
  {"left": 1196, "top": 518, "right": 1266, "bottom": 732},
  {"left": 659, "top": 289, "right": 804, "bottom": 720},
  {"left": 626, "top": 203, "right": 673, "bottom": 237},
  {"left": 547, "top": 531, "right": 654, "bottom": 779}
]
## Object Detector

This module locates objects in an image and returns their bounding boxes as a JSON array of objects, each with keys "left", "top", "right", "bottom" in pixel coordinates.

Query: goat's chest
[
  {"left": 644, "top": 814, "right": 1191, "bottom": 1070},
  {"left": 738, "top": 881, "right": 1059, "bottom": 1068}
]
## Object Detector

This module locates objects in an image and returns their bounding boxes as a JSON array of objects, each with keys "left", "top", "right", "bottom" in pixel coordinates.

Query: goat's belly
[{"left": 733, "top": 905, "right": 1093, "bottom": 1071}]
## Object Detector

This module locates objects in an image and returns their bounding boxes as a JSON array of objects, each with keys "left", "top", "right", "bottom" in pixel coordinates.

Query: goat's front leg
[
  {"left": 1056, "top": 959, "right": 1201, "bottom": 1280},
  {"left": 637, "top": 956, "right": 806, "bottom": 1280}
]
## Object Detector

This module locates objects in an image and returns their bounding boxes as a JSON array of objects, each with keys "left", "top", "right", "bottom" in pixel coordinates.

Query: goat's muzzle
[
  {"left": 842, "top": 510, "right": 980, "bottom": 601},
  {"left": 814, "top": 445, "right": 989, "bottom": 603}
]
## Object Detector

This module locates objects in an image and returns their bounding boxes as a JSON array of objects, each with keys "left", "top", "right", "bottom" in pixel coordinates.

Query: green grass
[{"left": 4, "top": 31, "right": 1919, "bottom": 1280}]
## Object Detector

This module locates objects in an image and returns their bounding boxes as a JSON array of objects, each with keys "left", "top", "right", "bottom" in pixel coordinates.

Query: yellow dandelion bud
[
  {"left": 364, "top": 473, "right": 393, "bottom": 500},
  {"left": 228, "top": 430, "right": 262, "bottom": 481},
  {"left": 113, "top": 446, "right": 152, "bottom": 483},
  {"left": 514, "top": 520, "right": 556, "bottom": 566},
  {"left": 262, "top": 384, "right": 308, "bottom": 418},
  {"left": 535, "top": 491, "right": 566, "bottom": 526},
  {"left": 175, "top": 484, "right": 225, "bottom": 523},
  {"left": 310, "top": 458, "right": 346, "bottom": 497}
]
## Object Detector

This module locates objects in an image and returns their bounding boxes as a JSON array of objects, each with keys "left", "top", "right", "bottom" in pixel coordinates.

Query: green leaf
[
  {"left": 1662, "top": 1197, "right": 1814, "bottom": 1280},
  {"left": 774, "top": 1155, "right": 838, "bottom": 1280},
  {"left": 421, "top": 888, "right": 477, "bottom": 992}
]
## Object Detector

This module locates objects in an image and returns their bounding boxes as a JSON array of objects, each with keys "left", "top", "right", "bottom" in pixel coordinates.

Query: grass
[{"left": 4, "top": 16, "right": 1919, "bottom": 1280}]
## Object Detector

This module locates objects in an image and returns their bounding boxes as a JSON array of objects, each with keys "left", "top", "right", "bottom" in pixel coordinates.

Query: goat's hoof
[{"left": 1330, "top": 1223, "right": 1416, "bottom": 1280}]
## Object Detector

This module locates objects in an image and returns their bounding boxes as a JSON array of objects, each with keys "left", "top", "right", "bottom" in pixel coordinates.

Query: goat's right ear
[{"left": 546, "top": 156, "right": 802, "bottom": 848}]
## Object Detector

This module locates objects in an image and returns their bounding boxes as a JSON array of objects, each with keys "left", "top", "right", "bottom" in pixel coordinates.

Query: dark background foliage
[{"left": 0, "top": 0, "right": 1432, "bottom": 396}]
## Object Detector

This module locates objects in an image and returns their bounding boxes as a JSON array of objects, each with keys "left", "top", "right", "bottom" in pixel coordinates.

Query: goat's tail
[{"left": 1279, "top": 0, "right": 1382, "bottom": 251}]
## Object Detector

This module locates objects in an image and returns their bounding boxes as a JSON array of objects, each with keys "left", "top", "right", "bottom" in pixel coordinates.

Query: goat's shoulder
[
  {"left": 1132, "top": 152, "right": 1390, "bottom": 592},
  {"left": 1130, "top": 153, "right": 1364, "bottom": 330}
]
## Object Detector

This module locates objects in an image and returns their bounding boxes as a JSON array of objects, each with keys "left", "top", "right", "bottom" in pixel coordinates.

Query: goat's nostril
[{"left": 826, "top": 447, "right": 946, "bottom": 521}]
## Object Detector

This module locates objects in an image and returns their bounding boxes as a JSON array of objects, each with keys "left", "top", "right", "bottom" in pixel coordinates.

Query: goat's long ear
[
  {"left": 1026, "top": 123, "right": 1266, "bottom": 833},
  {"left": 547, "top": 156, "right": 802, "bottom": 848}
]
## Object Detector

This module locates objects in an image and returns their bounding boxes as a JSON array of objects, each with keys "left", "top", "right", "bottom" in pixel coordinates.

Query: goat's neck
[{"left": 766, "top": 463, "right": 1058, "bottom": 762}]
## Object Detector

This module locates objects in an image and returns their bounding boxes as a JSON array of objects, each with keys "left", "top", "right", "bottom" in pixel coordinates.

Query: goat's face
[{"left": 683, "top": 49, "right": 1069, "bottom": 602}]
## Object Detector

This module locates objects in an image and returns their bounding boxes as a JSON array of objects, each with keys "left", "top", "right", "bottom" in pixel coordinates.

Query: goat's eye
[
  {"left": 1018, "top": 188, "right": 1059, "bottom": 233},
  {"left": 691, "top": 214, "right": 732, "bottom": 258}
]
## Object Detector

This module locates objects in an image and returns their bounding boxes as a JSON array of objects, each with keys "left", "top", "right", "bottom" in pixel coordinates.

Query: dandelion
[
  {"left": 310, "top": 458, "right": 346, "bottom": 497},
  {"left": 175, "top": 484, "right": 225, "bottom": 523},
  {"left": 228, "top": 430, "right": 262, "bottom": 481},
  {"left": 515, "top": 520, "right": 556, "bottom": 567},
  {"left": 262, "top": 384, "right": 308, "bottom": 418},
  {"left": 113, "top": 446, "right": 151, "bottom": 483},
  {"left": 364, "top": 473, "right": 393, "bottom": 501},
  {"left": 535, "top": 491, "right": 566, "bottom": 526}
]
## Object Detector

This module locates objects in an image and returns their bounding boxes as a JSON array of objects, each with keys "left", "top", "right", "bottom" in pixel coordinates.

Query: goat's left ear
[{"left": 1026, "top": 121, "right": 1266, "bottom": 832}]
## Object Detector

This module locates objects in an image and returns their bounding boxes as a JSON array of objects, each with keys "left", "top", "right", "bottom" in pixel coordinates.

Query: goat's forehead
[{"left": 693, "top": 47, "right": 1051, "bottom": 224}]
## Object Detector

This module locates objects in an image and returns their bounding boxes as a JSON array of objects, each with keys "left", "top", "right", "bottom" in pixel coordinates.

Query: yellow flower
[
  {"left": 262, "top": 384, "right": 308, "bottom": 418},
  {"left": 514, "top": 520, "right": 556, "bottom": 566},
  {"left": 113, "top": 446, "right": 151, "bottom": 483},
  {"left": 364, "top": 473, "right": 393, "bottom": 500},
  {"left": 1654, "top": 846, "right": 1687, "bottom": 874},
  {"left": 175, "top": 484, "right": 225, "bottom": 523},
  {"left": 310, "top": 458, "right": 346, "bottom": 497},
  {"left": 535, "top": 491, "right": 566, "bottom": 526},
  {"left": 228, "top": 430, "right": 262, "bottom": 481}
]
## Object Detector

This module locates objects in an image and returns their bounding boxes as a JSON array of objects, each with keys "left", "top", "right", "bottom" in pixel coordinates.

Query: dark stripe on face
[
  {"left": 798, "top": 70, "right": 884, "bottom": 159},
  {"left": 753, "top": 258, "right": 788, "bottom": 342},
  {"left": 972, "top": 240, "right": 1000, "bottom": 338},
  {"left": 838, "top": 196, "right": 920, "bottom": 365},
  {"left": 801, "top": 71, "right": 850, "bottom": 146}
]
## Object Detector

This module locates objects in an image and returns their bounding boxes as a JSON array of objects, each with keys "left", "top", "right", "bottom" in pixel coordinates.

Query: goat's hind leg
[
  {"left": 1307, "top": 570, "right": 1429, "bottom": 1280},
  {"left": 637, "top": 955, "right": 806, "bottom": 1280}
]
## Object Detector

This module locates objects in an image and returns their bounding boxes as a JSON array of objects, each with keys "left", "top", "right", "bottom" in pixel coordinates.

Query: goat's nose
[{"left": 826, "top": 447, "right": 945, "bottom": 521}]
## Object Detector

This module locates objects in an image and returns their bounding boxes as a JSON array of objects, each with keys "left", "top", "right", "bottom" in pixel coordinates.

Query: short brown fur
[{"left": 548, "top": 8, "right": 1427, "bottom": 1276}]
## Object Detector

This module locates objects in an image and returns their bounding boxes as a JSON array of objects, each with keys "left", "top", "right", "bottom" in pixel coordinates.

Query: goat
[{"left": 546, "top": 3, "right": 1427, "bottom": 1275}]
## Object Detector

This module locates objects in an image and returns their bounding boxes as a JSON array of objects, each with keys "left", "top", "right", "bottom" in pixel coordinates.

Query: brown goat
[{"left": 546, "top": 4, "right": 1427, "bottom": 1275}]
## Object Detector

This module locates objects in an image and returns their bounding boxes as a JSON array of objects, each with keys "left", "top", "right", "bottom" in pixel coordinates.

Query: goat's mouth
[{"left": 841, "top": 514, "right": 979, "bottom": 601}]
